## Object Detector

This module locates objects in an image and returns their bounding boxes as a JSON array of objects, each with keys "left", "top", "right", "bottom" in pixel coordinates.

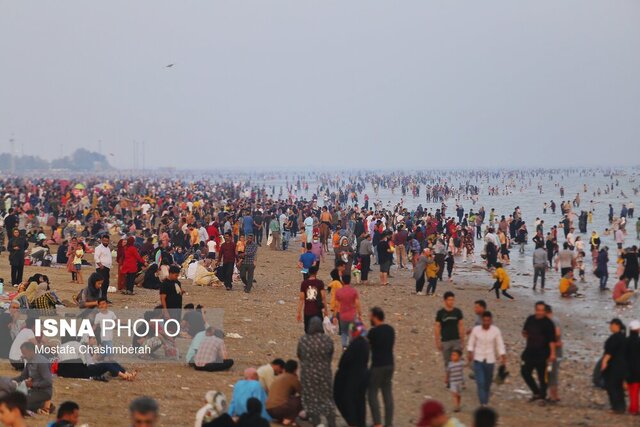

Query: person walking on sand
[
  {"left": 521, "top": 301, "right": 556, "bottom": 402},
  {"left": 467, "top": 311, "right": 506, "bottom": 406},
  {"left": 601, "top": 318, "right": 627, "bottom": 414},
  {"left": 239, "top": 233, "right": 257, "bottom": 293},
  {"left": 413, "top": 249, "right": 428, "bottom": 295},
  {"left": 446, "top": 349, "right": 465, "bottom": 412},
  {"left": 269, "top": 214, "right": 281, "bottom": 250},
  {"left": 297, "top": 265, "right": 329, "bottom": 333},
  {"left": 435, "top": 292, "right": 465, "bottom": 368},
  {"left": 367, "top": 307, "right": 395, "bottom": 427},
  {"left": 533, "top": 242, "right": 547, "bottom": 290},
  {"left": 217, "top": 231, "right": 237, "bottom": 291},
  {"left": 425, "top": 251, "right": 440, "bottom": 296}
]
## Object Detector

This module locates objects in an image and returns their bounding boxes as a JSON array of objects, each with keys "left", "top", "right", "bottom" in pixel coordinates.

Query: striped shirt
[{"left": 447, "top": 360, "right": 465, "bottom": 386}]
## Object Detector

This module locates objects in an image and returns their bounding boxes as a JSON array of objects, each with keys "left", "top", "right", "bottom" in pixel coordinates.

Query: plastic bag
[{"left": 323, "top": 316, "right": 337, "bottom": 335}]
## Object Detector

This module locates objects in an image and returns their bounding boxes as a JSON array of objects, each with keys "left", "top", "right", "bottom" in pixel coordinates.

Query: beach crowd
[{"left": 0, "top": 168, "right": 638, "bottom": 426}]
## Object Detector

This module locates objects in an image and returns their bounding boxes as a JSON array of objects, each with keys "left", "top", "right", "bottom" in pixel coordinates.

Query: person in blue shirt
[
  {"left": 243, "top": 211, "right": 254, "bottom": 237},
  {"left": 298, "top": 243, "right": 318, "bottom": 280},
  {"left": 228, "top": 368, "right": 270, "bottom": 421}
]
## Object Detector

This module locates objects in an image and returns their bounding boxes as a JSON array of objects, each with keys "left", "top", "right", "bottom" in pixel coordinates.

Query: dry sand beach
[{"left": 0, "top": 239, "right": 637, "bottom": 427}]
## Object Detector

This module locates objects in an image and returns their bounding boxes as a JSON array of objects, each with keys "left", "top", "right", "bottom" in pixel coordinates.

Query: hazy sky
[{"left": 1, "top": 1, "right": 639, "bottom": 170}]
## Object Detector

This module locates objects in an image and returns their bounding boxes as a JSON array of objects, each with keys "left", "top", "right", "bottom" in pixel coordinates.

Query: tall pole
[
  {"left": 9, "top": 135, "right": 15, "bottom": 174},
  {"left": 141, "top": 141, "right": 145, "bottom": 175},
  {"left": 133, "top": 140, "right": 137, "bottom": 171}
]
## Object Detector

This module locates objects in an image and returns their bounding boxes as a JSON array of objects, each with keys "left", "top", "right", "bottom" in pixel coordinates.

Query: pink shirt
[
  {"left": 336, "top": 286, "right": 358, "bottom": 322},
  {"left": 612, "top": 280, "right": 629, "bottom": 300}
]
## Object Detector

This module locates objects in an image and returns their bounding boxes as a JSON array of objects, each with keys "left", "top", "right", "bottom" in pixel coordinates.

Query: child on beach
[
  {"left": 352, "top": 260, "right": 361, "bottom": 284},
  {"left": 73, "top": 243, "right": 85, "bottom": 285},
  {"left": 446, "top": 349, "right": 465, "bottom": 412},
  {"left": 328, "top": 268, "right": 343, "bottom": 319},
  {"left": 445, "top": 251, "right": 455, "bottom": 282},
  {"left": 559, "top": 271, "right": 579, "bottom": 297},
  {"left": 490, "top": 262, "right": 514, "bottom": 300},
  {"left": 425, "top": 254, "right": 440, "bottom": 296}
]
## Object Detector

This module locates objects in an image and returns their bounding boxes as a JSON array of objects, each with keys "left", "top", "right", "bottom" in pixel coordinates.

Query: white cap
[{"left": 630, "top": 320, "right": 640, "bottom": 331}]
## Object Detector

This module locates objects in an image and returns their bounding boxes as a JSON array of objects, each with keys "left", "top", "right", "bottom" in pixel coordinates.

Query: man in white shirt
[
  {"left": 140, "top": 202, "right": 151, "bottom": 215},
  {"left": 94, "top": 234, "right": 113, "bottom": 302},
  {"left": 197, "top": 224, "right": 209, "bottom": 244},
  {"left": 467, "top": 311, "right": 506, "bottom": 406}
]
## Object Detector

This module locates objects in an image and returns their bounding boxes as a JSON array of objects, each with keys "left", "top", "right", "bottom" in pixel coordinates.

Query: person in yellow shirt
[
  {"left": 491, "top": 262, "right": 514, "bottom": 299},
  {"left": 425, "top": 252, "right": 440, "bottom": 296},
  {"left": 559, "top": 270, "right": 578, "bottom": 297},
  {"left": 328, "top": 269, "right": 343, "bottom": 318},
  {"left": 189, "top": 225, "right": 199, "bottom": 248}
]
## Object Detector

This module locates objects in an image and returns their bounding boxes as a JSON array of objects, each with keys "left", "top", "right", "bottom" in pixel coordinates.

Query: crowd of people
[{"left": 0, "top": 169, "right": 638, "bottom": 426}]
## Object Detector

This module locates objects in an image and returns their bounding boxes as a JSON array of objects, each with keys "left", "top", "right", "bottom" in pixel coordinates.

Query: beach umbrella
[{"left": 74, "top": 183, "right": 86, "bottom": 190}]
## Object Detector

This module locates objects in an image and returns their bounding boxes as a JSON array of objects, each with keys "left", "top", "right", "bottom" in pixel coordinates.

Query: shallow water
[{"left": 260, "top": 169, "right": 640, "bottom": 357}]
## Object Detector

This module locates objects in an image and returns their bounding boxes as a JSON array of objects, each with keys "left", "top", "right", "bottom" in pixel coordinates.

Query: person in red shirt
[
  {"left": 217, "top": 231, "right": 237, "bottom": 290},
  {"left": 612, "top": 277, "right": 634, "bottom": 305},
  {"left": 297, "top": 265, "right": 328, "bottom": 333},
  {"left": 121, "top": 236, "right": 146, "bottom": 295},
  {"left": 335, "top": 274, "right": 362, "bottom": 350}
]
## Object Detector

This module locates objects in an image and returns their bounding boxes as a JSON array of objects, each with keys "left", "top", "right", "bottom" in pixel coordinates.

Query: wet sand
[{"left": 0, "top": 241, "right": 637, "bottom": 427}]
